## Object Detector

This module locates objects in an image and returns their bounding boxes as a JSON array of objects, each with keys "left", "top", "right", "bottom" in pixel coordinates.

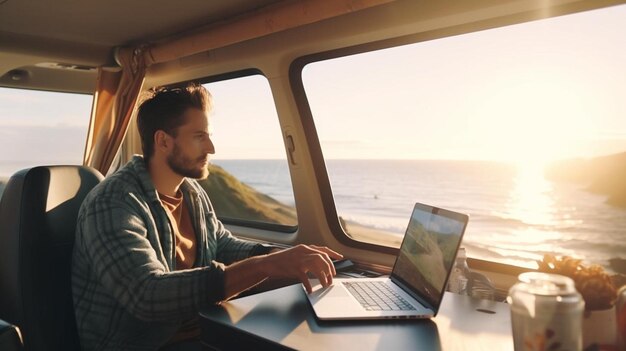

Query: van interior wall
[
  {"left": 1, "top": 0, "right": 620, "bottom": 272},
  {"left": 139, "top": 0, "right": 624, "bottom": 270}
]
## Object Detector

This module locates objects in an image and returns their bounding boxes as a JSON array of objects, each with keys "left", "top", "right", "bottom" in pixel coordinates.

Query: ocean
[
  {"left": 2, "top": 159, "right": 624, "bottom": 272},
  {"left": 213, "top": 159, "right": 626, "bottom": 273}
]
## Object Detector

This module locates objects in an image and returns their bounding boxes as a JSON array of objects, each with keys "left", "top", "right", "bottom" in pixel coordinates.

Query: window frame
[
  {"left": 192, "top": 69, "right": 299, "bottom": 234},
  {"left": 288, "top": 22, "right": 562, "bottom": 273}
]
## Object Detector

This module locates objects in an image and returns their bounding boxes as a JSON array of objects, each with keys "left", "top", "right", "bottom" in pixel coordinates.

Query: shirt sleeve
[
  {"left": 191, "top": 179, "right": 276, "bottom": 264},
  {"left": 77, "top": 193, "right": 226, "bottom": 322},
  {"left": 248, "top": 243, "right": 283, "bottom": 256},
  {"left": 212, "top": 215, "right": 269, "bottom": 264}
]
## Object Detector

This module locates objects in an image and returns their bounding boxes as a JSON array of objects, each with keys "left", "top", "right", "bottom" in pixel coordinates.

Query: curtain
[{"left": 83, "top": 47, "right": 148, "bottom": 174}]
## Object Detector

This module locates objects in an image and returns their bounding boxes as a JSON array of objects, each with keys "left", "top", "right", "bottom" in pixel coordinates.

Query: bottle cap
[{"left": 457, "top": 247, "right": 466, "bottom": 259}]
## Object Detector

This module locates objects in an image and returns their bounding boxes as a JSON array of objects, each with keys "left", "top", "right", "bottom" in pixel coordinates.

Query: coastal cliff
[{"left": 545, "top": 151, "right": 626, "bottom": 207}]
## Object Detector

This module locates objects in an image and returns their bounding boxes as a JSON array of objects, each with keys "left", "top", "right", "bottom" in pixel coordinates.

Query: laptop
[{"left": 305, "top": 202, "right": 469, "bottom": 320}]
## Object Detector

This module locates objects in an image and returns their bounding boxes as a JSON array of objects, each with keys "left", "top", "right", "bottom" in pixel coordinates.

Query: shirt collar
[{"left": 128, "top": 155, "right": 200, "bottom": 201}]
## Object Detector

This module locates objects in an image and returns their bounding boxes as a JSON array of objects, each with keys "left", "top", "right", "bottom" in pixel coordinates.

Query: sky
[
  {"left": 302, "top": 4, "right": 626, "bottom": 163},
  {"left": 1, "top": 4, "right": 625, "bottom": 171},
  {"left": 0, "top": 89, "right": 91, "bottom": 169}
]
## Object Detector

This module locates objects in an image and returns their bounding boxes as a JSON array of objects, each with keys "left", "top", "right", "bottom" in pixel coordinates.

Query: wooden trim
[{"left": 145, "top": 0, "right": 395, "bottom": 65}]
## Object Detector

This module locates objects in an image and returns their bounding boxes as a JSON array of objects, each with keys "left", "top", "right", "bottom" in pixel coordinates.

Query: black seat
[
  {"left": 0, "top": 319, "right": 23, "bottom": 351},
  {"left": 0, "top": 166, "right": 103, "bottom": 351}
]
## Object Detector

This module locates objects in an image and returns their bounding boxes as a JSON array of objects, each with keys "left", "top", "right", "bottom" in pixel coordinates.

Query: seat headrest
[{"left": 1, "top": 165, "right": 104, "bottom": 244}]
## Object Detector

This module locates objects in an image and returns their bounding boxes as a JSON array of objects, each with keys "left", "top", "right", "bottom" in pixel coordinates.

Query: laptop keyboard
[{"left": 343, "top": 281, "right": 416, "bottom": 311}]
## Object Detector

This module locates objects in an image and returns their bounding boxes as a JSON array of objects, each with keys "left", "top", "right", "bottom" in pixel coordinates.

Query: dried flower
[{"left": 537, "top": 254, "right": 617, "bottom": 310}]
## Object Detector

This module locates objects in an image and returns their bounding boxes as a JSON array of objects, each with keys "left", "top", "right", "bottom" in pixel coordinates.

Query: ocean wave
[{"left": 469, "top": 213, "right": 530, "bottom": 226}]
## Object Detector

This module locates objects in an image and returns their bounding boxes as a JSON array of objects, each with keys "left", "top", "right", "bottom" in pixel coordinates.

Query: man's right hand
[
  {"left": 223, "top": 244, "right": 343, "bottom": 299},
  {"left": 260, "top": 244, "right": 343, "bottom": 293}
]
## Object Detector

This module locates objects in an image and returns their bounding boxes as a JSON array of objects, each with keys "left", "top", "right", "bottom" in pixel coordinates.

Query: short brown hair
[{"left": 137, "top": 83, "right": 212, "bottom": 162}]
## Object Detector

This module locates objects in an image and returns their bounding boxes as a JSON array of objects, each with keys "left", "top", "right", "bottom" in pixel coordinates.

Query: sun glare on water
[
  {"left": 507, "top": 162, "right": 555, "bottom": 227},
  {"left": 474, "top": 79, "right": 595, "bottom": 249}
]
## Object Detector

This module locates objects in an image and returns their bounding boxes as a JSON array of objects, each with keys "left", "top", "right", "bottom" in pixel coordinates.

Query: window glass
[
  {"left": 302, "top": 6, "right": 626, "bottom": 271},
  {"left": 0, "top": 88, "right": 91, "bottom": 197},
  {"left": 198, "top": 75, "right": 297, "bottom": 229}
]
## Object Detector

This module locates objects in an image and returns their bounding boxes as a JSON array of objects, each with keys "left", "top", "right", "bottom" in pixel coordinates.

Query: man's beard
[{"left": 167, "top": 143, "right": 209, "bottom": 179}]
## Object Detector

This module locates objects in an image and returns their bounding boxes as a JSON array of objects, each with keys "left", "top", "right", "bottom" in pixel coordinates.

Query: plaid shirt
[{"left": 72, "top": 156, "right": 265, "bottom": 350}]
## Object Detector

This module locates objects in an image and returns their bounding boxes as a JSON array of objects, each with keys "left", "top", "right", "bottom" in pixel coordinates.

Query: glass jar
[{"left": 508, "top": 272, "right": 584, "bottom": 351}]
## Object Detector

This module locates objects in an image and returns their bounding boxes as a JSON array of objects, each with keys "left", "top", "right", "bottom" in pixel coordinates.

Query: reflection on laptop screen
[{"left": 391, "top": 203, "right": 468, "bottom": 310}]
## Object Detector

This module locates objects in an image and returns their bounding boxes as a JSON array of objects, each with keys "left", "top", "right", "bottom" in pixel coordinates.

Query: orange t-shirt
[{"left": 159, "top": 191, "right": 197, "bottom": 270}]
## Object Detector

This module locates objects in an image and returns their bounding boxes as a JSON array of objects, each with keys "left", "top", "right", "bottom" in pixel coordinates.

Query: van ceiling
[
  {"left": 0, "top": 0, "right": 282, "bottom": 47},
  {"left": 0, "top": 0, "right": 282, "bottom": 92},
  {"left": 0, "top": 0, "right": 279, "bottom": 55},
  {"left": 1, "top": 0, "right": 622, "bottom": 93}
]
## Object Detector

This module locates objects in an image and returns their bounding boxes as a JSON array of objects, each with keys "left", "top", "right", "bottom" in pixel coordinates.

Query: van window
[
  {"left": 0, "top": 88, "right": 91, "bottom": 197},
  {"left": 301, "top": 6, "right": 626, "bottom": 270},
  {"left": 199, "top": 75, "right": 297, "bottom": 230}
]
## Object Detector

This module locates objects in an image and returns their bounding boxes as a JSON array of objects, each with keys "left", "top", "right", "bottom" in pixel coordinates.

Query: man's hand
[
  {"left": 260, "top": 245, "right": 343, "bottom": 293},
  {"left": 223, "top": 244, "right": 343, "bottom": 299}
]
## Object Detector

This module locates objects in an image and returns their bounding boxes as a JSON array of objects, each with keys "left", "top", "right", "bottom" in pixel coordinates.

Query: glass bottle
[{"left": 447, "top": 247, "right": 471, "bottom": 295}]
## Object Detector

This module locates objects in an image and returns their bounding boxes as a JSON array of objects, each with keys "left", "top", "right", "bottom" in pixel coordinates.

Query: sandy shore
[{"left": 340, "top": 217, "right": 403, "bottom": 247}]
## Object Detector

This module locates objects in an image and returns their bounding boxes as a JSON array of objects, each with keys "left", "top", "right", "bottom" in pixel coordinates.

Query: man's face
[{"left": 166, "top": 107, "right": 215, "bottom": 179}]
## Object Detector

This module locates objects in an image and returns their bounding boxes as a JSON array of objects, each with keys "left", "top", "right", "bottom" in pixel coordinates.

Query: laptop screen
[{"left": 390, "top": 202, "right": 469, "bottom": 311}]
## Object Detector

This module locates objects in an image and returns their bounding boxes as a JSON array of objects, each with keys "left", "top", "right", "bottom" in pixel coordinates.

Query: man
[{"left": 72, "top": 83, "right": 342, "bottom": 350}]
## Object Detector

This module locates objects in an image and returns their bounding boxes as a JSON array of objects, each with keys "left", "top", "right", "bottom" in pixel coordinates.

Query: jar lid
[{"left": 517, "top": 272, "right": 577, "bottom": 296}]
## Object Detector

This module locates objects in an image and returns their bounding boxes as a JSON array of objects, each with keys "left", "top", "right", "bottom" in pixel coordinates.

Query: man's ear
[{"left": 154, "top": 130, "right": 172, "bottom": 154}]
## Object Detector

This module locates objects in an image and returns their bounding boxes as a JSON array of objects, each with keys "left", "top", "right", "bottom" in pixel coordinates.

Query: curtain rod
[{"left": 114, "top": 0, "right": 395, "bottom": 67}]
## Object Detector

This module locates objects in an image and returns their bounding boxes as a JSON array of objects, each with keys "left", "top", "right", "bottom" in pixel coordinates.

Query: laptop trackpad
[
  {"left": 309, "top": 281, "right": 350, "bottom": 299},
  {"left": 308, "top": 281, "right": 366, "bottom": 318}
]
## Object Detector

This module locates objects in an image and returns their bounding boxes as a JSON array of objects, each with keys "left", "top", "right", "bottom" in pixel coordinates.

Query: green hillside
[{"left": 197, "top": 164, "right": 297, "bottom": 226}]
